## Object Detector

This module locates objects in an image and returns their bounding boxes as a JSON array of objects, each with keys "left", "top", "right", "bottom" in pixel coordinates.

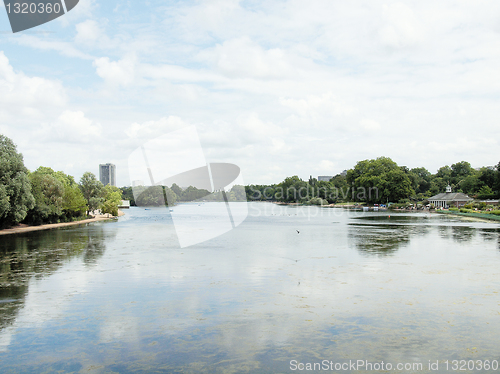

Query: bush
[
  {"left": 449, "top": 207, "right": 459, "bottom": 211},
  {"left": 488, "top": 210, "right": 500, "bottom": 216},
  {"left": 460, "top": 208, "right": 475, "bottom": 213},
  {"left": 308, "top": 197, "right": 328, "bottom": 206}
]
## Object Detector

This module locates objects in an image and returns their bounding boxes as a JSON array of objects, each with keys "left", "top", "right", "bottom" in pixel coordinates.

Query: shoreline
[
  {"left": 0, "top": 210, "right": 125, "bottom": 236},
  {"left": 435, "top": 210, "right": 500, "bottom": 223}
]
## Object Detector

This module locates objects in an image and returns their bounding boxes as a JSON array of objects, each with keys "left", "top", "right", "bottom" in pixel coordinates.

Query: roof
[{"left": 428, "top": 192, "right": 472, "bottom": 201}]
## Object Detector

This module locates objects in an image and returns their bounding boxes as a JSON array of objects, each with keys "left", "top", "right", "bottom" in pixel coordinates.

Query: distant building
[
  {"left": 132, "top": 180, "right": 144, "bottom": 187},
  {"left": 99, "top": 163, "right": 116, "bottom": 186},
  {"left": 318, "top": 176, "right": 333, "bottom": 182},
  {"left": 428, "top": 185, "right": 472, "bottom": 208},
  {"left": 340, "top": 170, "right": 347, "bottom": 177}
]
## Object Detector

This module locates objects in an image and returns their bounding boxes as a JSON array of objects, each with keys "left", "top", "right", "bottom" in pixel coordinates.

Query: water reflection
[
  {"left": 348, "top": 223, "right": 412, "bottom": 255},
  {"left": 0, "top": 224, "right": 115, "bottom": 334},
  {"left": 347, "top": 215, "right": 432, "bottom": 256},
  {"left": 1, "top": 206, "right": 500, "bottom": 373}
]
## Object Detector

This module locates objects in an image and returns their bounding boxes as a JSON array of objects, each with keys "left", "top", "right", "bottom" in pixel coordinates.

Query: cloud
[
  {"left": 93, "top": 55, "right": 137, "bottom": 86},
  {"left": 38, "top": 110, "right": 102, "bottom": 143},
  {"left": 201, "top": 37, "right": 296, "bottom": 79},
  {"left": 0, "top": 51, "right": 66, "bottom": 118},
  {"left": 125, "top": 116, "right": 189, "bottom": 140},
  {"left": 13, "top": 35, "right": 93, "bottom": 60},
  {"left": 75, "top": 19, "right": 103, "bottom": 45}
]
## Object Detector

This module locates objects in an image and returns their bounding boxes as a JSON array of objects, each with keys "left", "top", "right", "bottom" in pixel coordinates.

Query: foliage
[
  {"left": 120, "top": 186, "right": 135, "bottom": 206},
  {"left": 79, "top": 172, "right": 104, "bottom": 215},
  {"left": 477, "top": 185, "right": 495, "bottom": 200},
  {"left": 346, "top": 157, "right": 414, "bottom": 203},
  {"left": 24, "top": 170, "right": 64, "bottom": 225},
  {"left": 62, "top": 184, "right": 87, "bottom": 219},
  {"left": 451, "top": 161, "right": 473, "bottom": 184},
  {"left": 0, "top": 135, "right": 35, "bottom": 228},
  {"left": 24, "top": 166, "right": 87, "bottom": 224},
  {"left": 101, "top": 185, "right": 122, "bottom": 216},
  {"left": 134, "top": 185, "right": 177, "bottom": 206}
]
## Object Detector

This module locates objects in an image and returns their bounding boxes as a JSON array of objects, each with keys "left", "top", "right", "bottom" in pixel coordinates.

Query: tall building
[
  {"left": 99, "top": 163, "right": 116, "bottom": 186},
  {"left": 318, "top": 176, "right": 333, "bottom": 182}
]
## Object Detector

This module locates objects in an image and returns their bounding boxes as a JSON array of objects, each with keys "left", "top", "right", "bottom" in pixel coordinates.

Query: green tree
[
  {"left": 24, "top": 170, "right": 64, "bottom": 225},
  {"left": 477, "top": 185, "right": 495, "bottom": 200},
  {"left": 347, "top": 157, "right": 414, "bottom": 203},
  {"left": 171, "top": 183, "right": 183, "bottom": 198},
  {"left": 0, "top": 135, "right": 35, "bottom": 228},
  {"left": 451, "top": 161, "right": 473, "bottom": 184},
  {"left": 134, "top": 185, "right": 177, "bottom": 206},
  {"left": 120, "top": 186, "right": 136, "bottom": 206},
  {"left": 79, "top": 172, "right": 104, "bottom": 215},
  {"left": 409, "top": 167, "right": 432, "bottom": 195},
  {"left": 101, "top": 185, "right": 122, "bottom": 216},
  {"left": 436, "top": 165, "right": 452, "bottom": 181},
  {"left": 458, "top": 174, "right": 481, "bottom": 195},
  {"left": 62, "top": 184, "right": 87, "bottom": 219}
]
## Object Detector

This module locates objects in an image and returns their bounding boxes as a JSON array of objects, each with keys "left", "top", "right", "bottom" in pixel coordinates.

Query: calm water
[{"left": 1, "top": 203, "right": 500, "bottom": 373}]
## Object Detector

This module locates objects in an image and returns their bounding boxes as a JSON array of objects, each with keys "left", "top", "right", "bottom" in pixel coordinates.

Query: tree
[
  {"left": 436, "top": 165, "right": 452, "bottom": 181},
  {"left": 79, "top": 172, "right": 104, "bottom": 215},
  {"left": 24, "top": 171, "right": 64, "bottom": 225},
  {"left": 477, "top": 185, "right": 495, "bottom": 200},
  {"left": 451, "top": 161, "right": 473, "bottom": 184},
  {"left": 409, "top": 167, "right": 432, "bottom": 195},
  {"left": 0, "top": 135, "right": 35, "bottom": 228},
  {"left": 134, "top": 185, "right": 177, "bottom": 206},
  {"left": 62, "top": 184, "right": 87, "bottom": 219},
  {"left": 171, "top": 183, "right": 183, "bottom": 198},
  {"left": 101, "top": 185, "right": 122, "bottom": 216},
  {"left": 347, "top": 157, "right": 414, "bottom": 203}
]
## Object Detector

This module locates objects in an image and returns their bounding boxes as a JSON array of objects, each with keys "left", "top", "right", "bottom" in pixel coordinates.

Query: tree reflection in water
[
  {"left": 0, "top": 224, "right": 115, "bottom": 332},
  {"left": 348, "top": 222, "right": 413, "bottom": 256}
]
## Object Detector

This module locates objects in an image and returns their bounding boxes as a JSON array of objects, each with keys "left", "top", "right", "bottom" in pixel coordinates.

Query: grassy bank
[{"left": 436, "top": 210, "right": 500, "bottom": 222}]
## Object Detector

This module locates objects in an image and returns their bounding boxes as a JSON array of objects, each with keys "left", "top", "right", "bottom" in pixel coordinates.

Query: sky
[{"left": 1, "top": 0, "right": 500, "bottom": 186}]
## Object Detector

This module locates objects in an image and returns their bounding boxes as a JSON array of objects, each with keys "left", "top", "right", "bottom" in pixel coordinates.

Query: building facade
[
  {"left": 428, "top": 185, "right": 472, "bottom": 208},
  {"left": 318, "top": 176, "right": 333, "bottom": 182},
  {"left": 99, "top": 163, "right": 116, "bottom": 186}
]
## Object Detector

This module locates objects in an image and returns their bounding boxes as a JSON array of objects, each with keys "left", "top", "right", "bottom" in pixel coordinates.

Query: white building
[{"left": 428, "top": 185, "right": 472, "bottom": 208}]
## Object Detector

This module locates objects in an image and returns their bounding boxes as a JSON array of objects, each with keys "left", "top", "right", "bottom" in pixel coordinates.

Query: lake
[{"left": 1, "top": 203, "right": 500, "bottom": 373}]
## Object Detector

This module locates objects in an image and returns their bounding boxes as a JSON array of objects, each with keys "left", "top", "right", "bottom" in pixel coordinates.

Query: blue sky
[{"left": 1, "top": 0, "right": 500, "bottom": 186}]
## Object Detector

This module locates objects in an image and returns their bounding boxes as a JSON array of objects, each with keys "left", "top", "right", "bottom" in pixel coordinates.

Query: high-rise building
[
  {"left": 99, "top": 163, "right": 116, "bottom": 186},
  {"left": 318, "top": 176, "right": 333, "bottom": 182}
]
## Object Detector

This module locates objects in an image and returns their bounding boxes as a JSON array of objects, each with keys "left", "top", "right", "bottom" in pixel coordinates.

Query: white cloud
[
  {"left": 37, "top": 110, "right": 102, "bottom": 143},
  {"left": 0, "top": 51, "right": 66, "bottom": 118},
  {"left": 378, "top": 2, "right": 425, "bottom": 49},
  {"left": 75, "top": 19, "right": 103, "bottom": 45},
  {"left": 125, "top": 116, "right": 189, "bottom": 140},
  {"left": 202, "top": 37, "right": 296, "bottom": 79},
  {"left": 93, "top": 55, "right": 136, "bottom": 86}
]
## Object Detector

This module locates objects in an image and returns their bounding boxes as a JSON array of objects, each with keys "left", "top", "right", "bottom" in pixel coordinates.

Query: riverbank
[
  {"left": 0, "top": 210, "right": 125, "bottom": 236},
  {"left": 436, "top": 210, "right": 500, "bottom": 222}
]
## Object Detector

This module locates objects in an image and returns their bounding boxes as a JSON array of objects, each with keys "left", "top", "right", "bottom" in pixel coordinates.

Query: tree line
[
  {"left": 245, "top": 156, "right": 500, "bottom": 205},
  {"left": 120, "top": 183, "right": 246, "bottom": 207},
  {"left": 1, "top": 135, "right": 122, "bottom": 229}
]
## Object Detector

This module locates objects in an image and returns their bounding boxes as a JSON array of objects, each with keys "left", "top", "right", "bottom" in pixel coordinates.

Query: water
[{"left": 1, "top": 203, "right": 500, "bottom": 373}]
